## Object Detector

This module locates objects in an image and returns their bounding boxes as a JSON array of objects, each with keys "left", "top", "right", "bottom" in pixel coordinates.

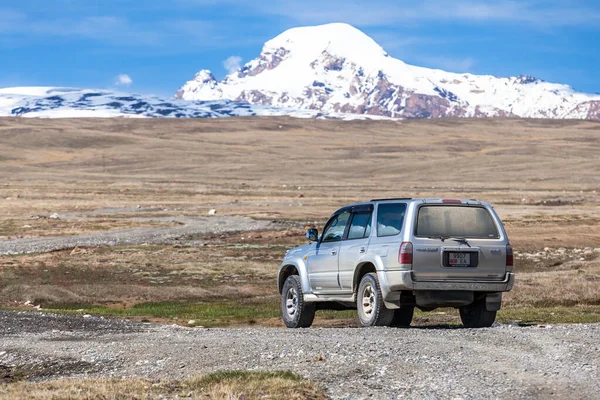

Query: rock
[
  {"left": 208, "top": 209, "right": 217, "bottom": 215},
  {"left": 49, "top": 213, "right": 60, "bottom": 220},
  {"left": 298, "top": 193, "right": 304, "bottom": 198}
]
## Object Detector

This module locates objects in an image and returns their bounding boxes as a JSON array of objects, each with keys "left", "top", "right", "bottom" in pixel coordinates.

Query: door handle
[
  {"left": 331, "top": 250, "right": 337, "bottom": 255},
  {"left": 359, "top": 247, "right": 366, "bottom": 254}
]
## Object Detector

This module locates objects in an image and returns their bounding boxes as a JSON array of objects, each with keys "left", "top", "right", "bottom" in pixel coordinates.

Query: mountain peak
[
  {"left": 175, "top": 69, "right": 220, "bottom": 99},
  {"left": 175, "top": 23, "right": 600, "bottom": 120},
  {"left": 193, "top": 69, "right": 217, "bottom": 83},
  {"left": 264, "top": 23, "right": 388, "bottom": 61}
]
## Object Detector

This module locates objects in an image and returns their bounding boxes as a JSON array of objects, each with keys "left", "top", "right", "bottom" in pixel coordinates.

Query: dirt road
[
  {"left": 0, "top": 214, "right": 275, "bottom": 255},
  {"left": 1, "top": 311, "right": 598, "bottom": 399}
]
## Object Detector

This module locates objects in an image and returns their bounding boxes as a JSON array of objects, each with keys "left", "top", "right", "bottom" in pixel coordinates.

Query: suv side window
[
  {"left": 347, "top": 212, "right": 372, "bottom": 240},
  {"left": 377, "top": 203, "right": 407, "bottom": 237},
  {"left": 321, "top": 211, "right": 351, "bottom": 243}
]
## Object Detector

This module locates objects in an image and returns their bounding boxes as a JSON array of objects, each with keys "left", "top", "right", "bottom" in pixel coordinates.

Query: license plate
[{"left": 449, "top": 252, "right": 470, "bottom": 266}]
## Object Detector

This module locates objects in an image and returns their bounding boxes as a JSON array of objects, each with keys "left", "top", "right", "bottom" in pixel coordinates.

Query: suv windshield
[{"left": 416, "top": 206, "right": 499, "bottom": 239}]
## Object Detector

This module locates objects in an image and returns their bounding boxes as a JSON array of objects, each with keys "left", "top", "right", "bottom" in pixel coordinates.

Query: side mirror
[{"left": 306, "top": 228, "right": 318, "bottom": 242}]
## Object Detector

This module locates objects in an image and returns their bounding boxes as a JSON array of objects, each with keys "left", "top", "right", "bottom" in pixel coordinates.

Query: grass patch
[
  {"left": 40, "top": 301, "right": 358, "bottom": 327},
  {"left": 0, "top": 370, "right": 327, "bottom": 400},
  {"left": 498, "top": 306, "right": 600, "bottom": 324},
  {"left": 32, "top": 301, "right": 600, "bottom": 327},
  {"left": 43, "top": 301, "right": 280, "bottom": 327}
]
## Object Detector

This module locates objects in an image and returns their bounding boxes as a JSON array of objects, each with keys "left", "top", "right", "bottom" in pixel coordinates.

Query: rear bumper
[{"left": 379, "top": 270, "right": 515, "bottom": 301}]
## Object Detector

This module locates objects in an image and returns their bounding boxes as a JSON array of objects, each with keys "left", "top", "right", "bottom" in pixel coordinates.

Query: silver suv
[{"left": 278, "top": 198, "right": 514, "bottom": 328}]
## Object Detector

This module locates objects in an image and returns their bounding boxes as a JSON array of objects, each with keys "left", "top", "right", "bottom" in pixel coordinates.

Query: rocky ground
[{"left": 1, "top": 311, "right": 598, "bottom": 399}]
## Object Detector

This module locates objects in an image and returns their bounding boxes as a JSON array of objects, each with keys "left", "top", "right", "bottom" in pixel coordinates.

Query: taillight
[
  {"left": 506, "top": 244, "right": 514, "bottom": 267},
  {"left": 399, "top": 242, "right": 413, "bottom": 265}
]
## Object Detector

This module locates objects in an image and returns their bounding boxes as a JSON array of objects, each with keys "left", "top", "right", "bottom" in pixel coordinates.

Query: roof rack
[{"left": 370, "top": 197, "right": 413, "bottom": 202}]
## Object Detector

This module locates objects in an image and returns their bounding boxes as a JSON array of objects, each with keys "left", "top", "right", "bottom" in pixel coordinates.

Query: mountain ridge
[
  {"left": 0, "top": 86, "right": 389, "bottom": 120},
  {"left": 176, "top": 23, "right": 600, "bottom": 120}
]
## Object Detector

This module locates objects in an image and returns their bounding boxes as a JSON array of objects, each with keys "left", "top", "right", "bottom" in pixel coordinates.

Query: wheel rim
[
  {"left": 285, "top": 287, "right": 298, "bottom": 318},
  {"left": 361, "top": 283, "right": 375, "bottom": 317}
]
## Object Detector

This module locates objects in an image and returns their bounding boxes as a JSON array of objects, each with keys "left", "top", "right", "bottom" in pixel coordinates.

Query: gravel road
[
  {"left": 1, "top": 311, "right": 598, "bottom": 399},
  {"left": 0, "top": 215, "right": 274, "bottom": 255}
]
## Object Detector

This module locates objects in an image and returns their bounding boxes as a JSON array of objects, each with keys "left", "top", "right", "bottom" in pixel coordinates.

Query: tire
[
  {"left": 391, "top": 306, "right": 414, "bottom": 328},
  {"left": 459, "top": 299, "right": 496, "bottom": 328},
  {"left": 357, "top": 273, "right": 394, "bottom": 327},
  {"left": 281, "top": 275, "right": 316, "bottom": 328}
]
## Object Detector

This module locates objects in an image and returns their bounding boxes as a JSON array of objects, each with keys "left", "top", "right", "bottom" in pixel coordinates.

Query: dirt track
[
  {"left": 1, "top": 311, "right": 599, "bottom": 399},
  {"left": 0, "top": 213, "right": 275, "bottom": 255}
]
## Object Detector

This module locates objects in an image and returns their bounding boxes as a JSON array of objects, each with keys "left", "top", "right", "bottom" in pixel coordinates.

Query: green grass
[
  {"left": 498, "top": 306, "right": 600, "bottom": 324},
  {"left": 42, "top": 301, "right": 280, "bottom": 327},
  {"left": 16, "top": 302, "right": 600, "bottom": 327}
]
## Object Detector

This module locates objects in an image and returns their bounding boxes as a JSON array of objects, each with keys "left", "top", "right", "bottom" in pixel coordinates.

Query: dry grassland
[
  {"left": 0, "top": 370, "right": 325, "bottom": 399},
  {"left": 1, "top": 116, "right": 599, "bottom": 325}
]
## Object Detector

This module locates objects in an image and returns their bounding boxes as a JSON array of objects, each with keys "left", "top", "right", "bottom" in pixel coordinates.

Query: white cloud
[
  {"left": 223, "top": 56, "right": 242, "bottom": 74},
  {"left": 115, "top": 74, "right": 133, "bottom": 86}
]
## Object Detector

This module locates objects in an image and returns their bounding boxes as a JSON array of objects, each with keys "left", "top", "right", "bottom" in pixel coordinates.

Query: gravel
[
  {"left": 0, "top": 215, "right": 274, "bottom": 255},
  {"left": 1, "top": 311, "right": 598, "bottom": 399}
]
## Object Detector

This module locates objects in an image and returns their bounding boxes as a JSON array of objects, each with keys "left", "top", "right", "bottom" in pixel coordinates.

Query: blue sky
[{"left": 2, "top": 0, "right": 599, "bottom": 97}]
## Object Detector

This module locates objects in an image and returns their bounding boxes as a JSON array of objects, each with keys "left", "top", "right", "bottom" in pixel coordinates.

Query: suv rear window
[{"left": 416, "top": 206, "right": 499, "bottom": 239}]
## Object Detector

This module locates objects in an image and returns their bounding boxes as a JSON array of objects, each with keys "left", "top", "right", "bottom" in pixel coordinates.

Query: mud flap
[{"left": 485, "top": 292, "right": 502, "bottom": 311}]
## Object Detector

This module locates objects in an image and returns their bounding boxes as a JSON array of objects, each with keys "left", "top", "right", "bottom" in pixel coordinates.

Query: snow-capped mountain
[
  {"left": 0, "top": 87, "right": 387, "bottom": 119},
  {"left": 176, "top": 23, "right": 600, "bottom": 120}
]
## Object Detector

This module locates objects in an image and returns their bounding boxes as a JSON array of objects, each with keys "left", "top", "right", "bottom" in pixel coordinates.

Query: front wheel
[
  {"left": 357, "top": 273, "right": 394, "bottom": 327},
  {"left": 281, "top": 275, "right": 315, "bottom": 328},
  {"left": 459, "top": 299, "right": 496, "bottom": 328}
]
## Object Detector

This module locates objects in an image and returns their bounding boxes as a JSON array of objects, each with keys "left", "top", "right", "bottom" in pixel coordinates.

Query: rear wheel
[
  {"left": 357, "top": 273, "right": 394, "bottom": 327},
  {"left": 281, "top": 275, "right": 315, "bottom": 328},
  {"left": 391, "top": 306, "right": 414, "bottom": 327},
  {"left": 459, "top": 299, "right": 496, "bottom": 328}
]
